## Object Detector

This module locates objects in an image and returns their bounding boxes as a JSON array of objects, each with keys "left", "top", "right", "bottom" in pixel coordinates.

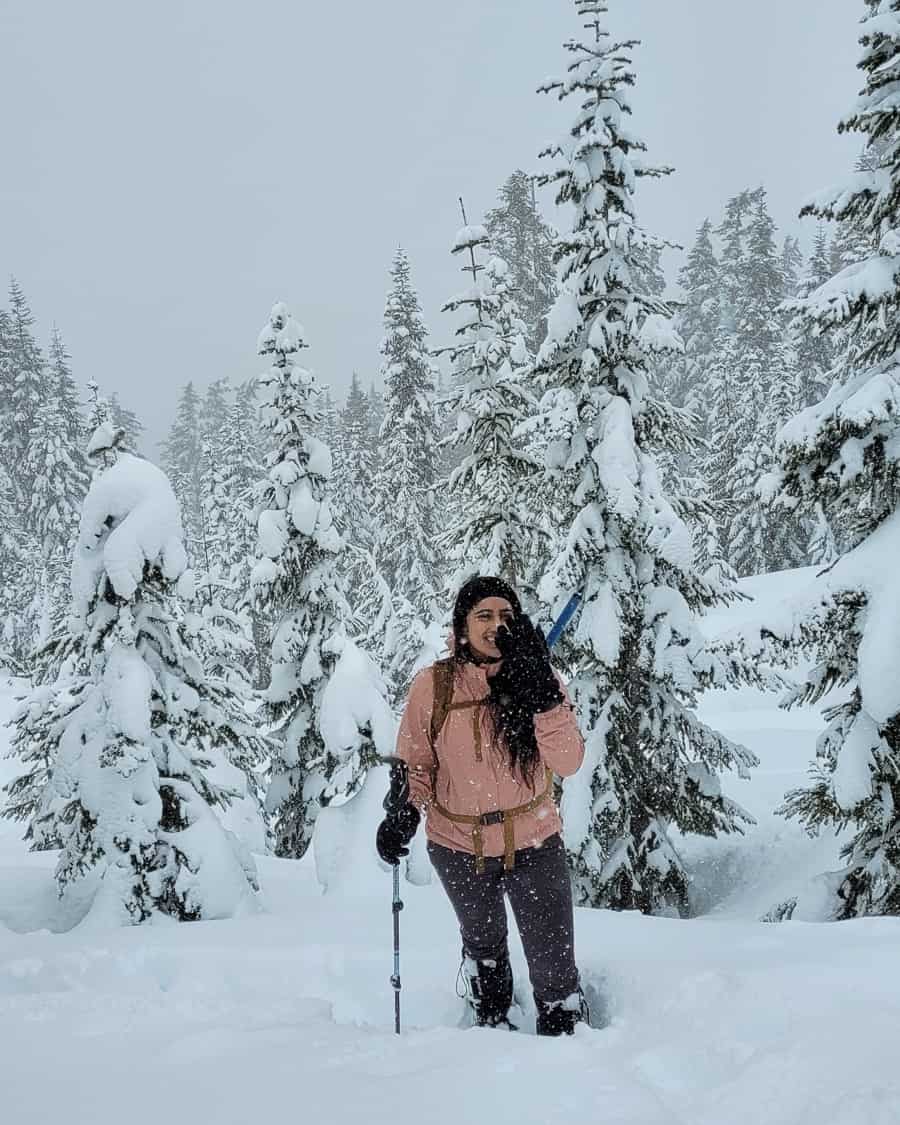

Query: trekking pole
[
  {"left": 391, "top": 862, "right": 403, "bottom": 1034},
  {"left": 382, "top": 756, "right": 409, "bottom": 1035}
]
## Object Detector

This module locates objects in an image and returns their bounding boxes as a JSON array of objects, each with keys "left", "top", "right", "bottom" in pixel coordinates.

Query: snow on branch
[{"left": 72, "top": 453, "right": 188, "bottom": 617}]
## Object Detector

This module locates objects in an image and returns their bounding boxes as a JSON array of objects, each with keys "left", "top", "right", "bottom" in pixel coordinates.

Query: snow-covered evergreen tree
[
  {"left": 767, "top": 1, "right": 900, "bottom": 918},
  {"left": 650, "top": 220, "right": 736, "bottom": 573},
  {"left": 702, "top": 188, "right": 803, "bottom": 573},
  {"left": 160, "top": 382, "right": 203, "bottom": 561},
  {"left": 331, "top": 371, "right": 384, "bottom": 643},
  {"left": 84, "top": 379, "right": 110, "bottom": 437},
  {"left": 250, "top": 302, "right": 352, "bottom": 857},
  {"left": 731, "top": 190, "right": 804, "bottom": 573},
  {"left": 485, "top": 170, "right": 557, "bottom": 352},
  {"left": 0, "top": 464, "right": 33, "bottom": 670},
  {"left": 190, "top": 403, "right": 263, "bottom": 775},
  {"left": 48, "top": 329, "right": 86, "bottom": 458},
  {"left": 370, "top": 249, "right": 441, "bottom": 692},
  {"left": 0, "top": 305, "right": 12, "bottom": 435},
  {"left": 669, "top": 219, "right": 720, "bottom": 420},
  {"left": 717, "top": 190, "right": 753, "bottom": 316},
  {"left": 793, "top": 225, "right": 835, "bottom": 413},
  {"left": 219, "top": 381, "right": 271, "bottom": 688},
  {"left": 319, "top": 386, "right": 340, "bottom": 463},
  {"left": 332, "top": 372, "right": 375, "bottom": 541},
  {"left": 2, "top": 279, "right": 47, "bottom": 504},
  {"left": 23, "top": 335, "right": 89, "bottom": 571},
  {"left": 366, "top": 380, "right": 385, "bottom": 440},
  {"left": 438, "top": 219, "right": 541, "bottom": 594},
  {"left": 781, "top": 234, "right": 804, "bottom": 299},
  {"left": 535, "top": 0, "right": 759, "bottom": 915},
  {"left": 192, "top": 377, "right": 235, "bottom": 593},
  {"left": 202, "top": 377, "right": 231, "bottom": 443},
  {"left": 107, "top": 393, "right": 145, "bottom": 454},
  {"left": 1, "top": 295, "right": 88, "bottom": 659},
  {"left": 18, "top": 429, "right": 262, "bottom": 923},
  {"left": 1, "top": 610, "right": 85, "bottom": 848}
]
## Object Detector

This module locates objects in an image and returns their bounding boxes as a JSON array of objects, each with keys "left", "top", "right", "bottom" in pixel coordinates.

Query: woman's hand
[
  {"left": 376, "top": 804, "right": 421, "bottom": 865},
  {"left": 495, "top": 614, "right": 564, "bottom": 714}
]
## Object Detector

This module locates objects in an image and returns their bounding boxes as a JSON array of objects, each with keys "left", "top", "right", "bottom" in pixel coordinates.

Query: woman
[{"left": 376, "top": 575, "right": 588, "bottom": 1036}]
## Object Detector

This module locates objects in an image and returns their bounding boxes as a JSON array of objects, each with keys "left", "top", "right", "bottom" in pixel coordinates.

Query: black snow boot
[
  {"left": 535, "top": 988, "right": 590, "bottom": 1037},
  {"left": 463, "top": 952, "right": 516, "bottom": 1029}
]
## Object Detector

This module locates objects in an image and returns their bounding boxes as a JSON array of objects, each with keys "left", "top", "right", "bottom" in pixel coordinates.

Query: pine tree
[
  {"left": 202, "top": 377, "right": 231, "bottom": 442},
  {"left": 84, "top": 380, "right": 109, "bottom": 436},
  {"left": 107, "top": 393, "right": 145, "bottom": 454},
  {"left": 319, "top": 386, "right": 340, "bottom": 462},
  {"left": 655, "top": 220, "right": 729, "bottom": 564},
  {"left": 160, "top": 382, "right": 203, "bottom": 562},
  {"left": 717, "top": 190, "right": 754, "bottom": 319},
  {"left": 535, "top": 0, "right": 758, "bottom": 915},
  {"left": 485, "top": 170, "right": 557, "bottom": 352},
  {"left": 2, "top": 279, "right": 47, "bottom": 502},
  {"left": 438, "top": 215, "right": 540, "bottom": 593},
  {"left": 219, "top": 381, "right": 270, "bottom": 688},
  {"left": 250, "top": 302, "right": 350, "bottom": 857},
  {"left": 192, "top": 393, "right": 263, "bottom": 765},
  {"left": 366, "top": 380, "right": 385, "bottom": 442},
  {"left": 808, "top": 226, "right": 832, "bottom": 290},
  {"left": 3, "top": 296, "right": 88, "bottom": 660},
  {"left": 194, "top": 377, "right": 234, "bottom": 590},
  {"left": 1, "top": 612, "right": 85, "bottom": 847},
  {"left": 48, "top": 330, "right": 85, "bottom": 454},
  {"left": 0, "top": 305, "right": 12, "bottom": 435},
  {"left": 770, "top": 1, "right": 900, "bottom": 918},
  {"left": 699, "top": 192, "right": 756, "bottom": 567},
  {"left": 0, "top": 464, "right": 32, "bottom": 669},
  {"left": 670, "top": 220, "right": 720, "bottom": 421},
  {"left": 370, "top": 250, "right": 441, "bottom": 693},
  {"left": 703, "top": 323, "right": 750, "bottom": 548},
  {"left": 196, "top": 437, "right": 227, "bottom": 603},
  {"left": 331, "top": 372, "right": 382, "bottom": 639},
  {"left": 17, "top": 432, "right": 262, "bottom": 923},
  {"left": 23, "top": 331, "right": 89, "bottom": 571},
  {"left": 709, "top": 189, "right": 803, "bottom": 574},
  {"left": 793, "top": 226, "right": 835, "bottom": 413},
  {"left": 781, "top": 234, "right": 804, "bottom": 299},
  {"left": 333, "top": 372, "right": 375, "bottom": 539}
]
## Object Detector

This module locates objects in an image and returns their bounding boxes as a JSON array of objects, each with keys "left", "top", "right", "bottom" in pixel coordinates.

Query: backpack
[{"left": 429, "top": 658, "right": 457, "bottom": 749}]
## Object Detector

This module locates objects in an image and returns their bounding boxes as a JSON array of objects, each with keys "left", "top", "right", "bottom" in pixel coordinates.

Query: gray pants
[{"left": 428, "top": 833, "right": 580, "bottom": 1005}]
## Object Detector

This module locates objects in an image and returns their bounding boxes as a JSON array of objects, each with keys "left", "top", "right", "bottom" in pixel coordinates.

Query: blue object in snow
[{"left": 546, "top": 592, "right": 582, "bottom": 650}]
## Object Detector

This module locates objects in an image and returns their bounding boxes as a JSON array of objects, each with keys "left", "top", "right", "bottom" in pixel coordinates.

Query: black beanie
[{"left": 452, "top": 575, "right": 521, "bottom": 648}]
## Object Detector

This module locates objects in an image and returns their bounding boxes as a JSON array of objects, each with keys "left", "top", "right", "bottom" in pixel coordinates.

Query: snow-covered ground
[{"left": 1, "top": 569, "right": 898, "bottom": 1125}]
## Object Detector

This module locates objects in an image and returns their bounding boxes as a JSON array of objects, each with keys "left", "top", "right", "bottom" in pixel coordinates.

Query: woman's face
[{"left": 464, "top": 597, "right": 515, "bottom": 662}]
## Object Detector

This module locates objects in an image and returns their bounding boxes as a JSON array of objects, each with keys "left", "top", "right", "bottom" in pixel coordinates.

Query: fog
[{"left": 1, "top": 0, "right": 861, "bottom": 447}]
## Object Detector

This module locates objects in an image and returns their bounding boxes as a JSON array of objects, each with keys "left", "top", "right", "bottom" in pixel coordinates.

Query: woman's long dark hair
[{"left": 452, "top": 575, "right": 541, "bottom": 789}]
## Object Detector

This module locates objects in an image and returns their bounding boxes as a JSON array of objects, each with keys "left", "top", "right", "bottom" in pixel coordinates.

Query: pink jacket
[{"left": 396, "top": 658, "right": 585, "bottom": 857}]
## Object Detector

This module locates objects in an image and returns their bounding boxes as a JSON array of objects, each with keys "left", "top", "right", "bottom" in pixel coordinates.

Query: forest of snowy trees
[{"left": 3, "top": 0, "right": 900, "bottom": 927}]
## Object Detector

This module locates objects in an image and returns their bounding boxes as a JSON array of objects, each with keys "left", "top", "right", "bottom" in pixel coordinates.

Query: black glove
[
  {"left": 376, "top": 803, "right": 420, "bottom": 865},
  {"left": 494, "top": 614, "right": 564, "bottom": 714}
]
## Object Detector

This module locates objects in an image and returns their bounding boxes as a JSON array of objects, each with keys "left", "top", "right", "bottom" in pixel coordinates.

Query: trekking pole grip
[{"left": 383, "top": 756, "right": 410, "bottom": 815}]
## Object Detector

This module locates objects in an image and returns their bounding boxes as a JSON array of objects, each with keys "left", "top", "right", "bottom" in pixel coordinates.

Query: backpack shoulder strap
[{"left": 429, "top": 659, "right": 455, "bottom": 749}]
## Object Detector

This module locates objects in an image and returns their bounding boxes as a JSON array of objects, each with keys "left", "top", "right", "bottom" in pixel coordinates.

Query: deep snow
[{"left": 1, "top": 568, "right": 898, "bottom": 1125}]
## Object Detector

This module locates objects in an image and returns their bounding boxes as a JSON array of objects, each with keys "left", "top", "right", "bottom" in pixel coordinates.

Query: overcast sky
[{"left": 2, "top": 0, "right": 863, "bottom": 450}]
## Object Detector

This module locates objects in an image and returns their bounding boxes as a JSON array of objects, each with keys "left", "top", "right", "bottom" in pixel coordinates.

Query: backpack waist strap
[{"left": 431, "top": 766, "right": 554, "bottom": 874}]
